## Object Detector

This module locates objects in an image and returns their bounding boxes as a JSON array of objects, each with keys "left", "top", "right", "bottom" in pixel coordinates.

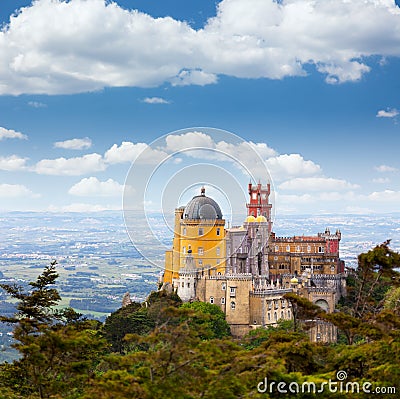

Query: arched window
[
  {"left": 210, "top": 297, "right": 214, "bottom": 304},
  {"left": 231, "top": 301, "right": 236, "bottom": 310}
]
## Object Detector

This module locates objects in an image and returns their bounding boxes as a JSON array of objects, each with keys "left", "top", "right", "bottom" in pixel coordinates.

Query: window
[
  {"left": 198, "top": 228, "right": 204, "bottom": 235},
  {"left": 221, "top": 297, "right": 225, "bottom": 304},
  {"left": 274, "top": 312, "right": 277, "bottom": 321},
  {"left": 268, "top": 312, "right": 271, "bottom": 321},
  {"left": 296, "top": 245, "right": 300, "bottom": 252},
  {"left": 281, "top": 311, "right": 284, "bottom": 319},
  {"left": 198, "top": 247, "right": 204, "bottom": 255},
  {"left": 198, "top": 260, "right": 203, "bottom": 266},
  {"left": 183, "top": 228, "right": 186, "bottom": 236},
  {"left": 288, "top": 310, "right": 291, "bottom": 318},
  {"left": 216, "top": 247, "right": 220, "bottom": 256},
  {"left": 231, "top": 301, "right": 236, "bottom": 310},
  {"left": 181, "top": 282, "right": 184, "bottom": 287},
  {"left": 187, "top": 283, "right": 190, "bottom": 288},
  {"left": 216, "top": 228, "right": 220, "bottom": 236},
  {"left": 230, "top": 287, "right": 236, "bottom": 297},
  {"left": 307, "top": 245, "right": 311, "bottom": 253},
  {"left": 222, "top": 283, "right": 226, "bottom": 290},
  {"left": 286, "top": 245, "right": 290, "bottom": 252},
  {"left": 274, "top": 256, "right": 278, "bottom": 261},
  {"left": 252, "top": 193, "right": 257, "bottom": 200},
  {"left": 275, "top": 245, "right": 279, "bottom": 251},
  {"left": 318, "top": 246, "right": 324, "bottom": 253},
  {"left": 210, "top": 297, "right": 214, "bottom": 304},
  {"left": 182, "top": 246, "right": 186, "bottom": 254}
]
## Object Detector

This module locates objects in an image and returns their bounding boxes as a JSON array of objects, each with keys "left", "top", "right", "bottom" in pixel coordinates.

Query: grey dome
[{"left": 184, "top": 189, "right": 223, "bottom": 220}]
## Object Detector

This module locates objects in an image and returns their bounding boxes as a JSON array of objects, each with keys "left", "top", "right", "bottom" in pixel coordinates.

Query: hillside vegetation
[{"left": 0, "top": 242, "right": 399, "bottom": 398}]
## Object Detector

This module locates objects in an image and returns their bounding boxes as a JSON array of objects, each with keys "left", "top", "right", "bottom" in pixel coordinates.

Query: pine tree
[{"left": 0, "top": 261, "right": 107, "bottom": 398}]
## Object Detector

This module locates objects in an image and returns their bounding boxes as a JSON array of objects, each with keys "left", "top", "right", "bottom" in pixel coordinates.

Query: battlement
[
  {"left": 306, "top": 287, "right": 336, "bottom": 294},
  {"left": 206, "top": 273, "right": 253, "bottom": 281},
  {"left": 250, "top": 288, "right": 293, "bottom": 297}
]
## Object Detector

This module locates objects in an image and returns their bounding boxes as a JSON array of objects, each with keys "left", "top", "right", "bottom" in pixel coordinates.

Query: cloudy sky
[{"left": 0, "top": 0, "right": 400, "bottom": 215}]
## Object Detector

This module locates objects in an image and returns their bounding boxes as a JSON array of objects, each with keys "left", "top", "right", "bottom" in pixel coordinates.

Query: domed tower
[{"left": 163, "top": 187, "right": 226, "bottom": 285}]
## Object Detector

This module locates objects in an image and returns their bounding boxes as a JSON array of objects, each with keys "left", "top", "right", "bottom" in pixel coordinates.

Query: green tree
[
  {"left": 180, "top": 301, "right": 231, "bottom": 339},
  {"left": 384, "top": 286, "right": 400, "bottom": 315},
  {"left": 0, "top": 262, "right": 107, "bottom": 399},
  {"left": 350, "top": 240, "right": 400, "bottom": 319},
  {"left": 283, "top": 292, "right": 323, "bottom": 332},
  {"left": 102, "top": 302, "right": 154, "bottom": 353}
]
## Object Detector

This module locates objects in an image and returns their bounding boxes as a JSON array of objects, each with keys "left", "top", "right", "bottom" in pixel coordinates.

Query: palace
[{"left": 161, "top": 182, "right": 346, "bottom": 341}]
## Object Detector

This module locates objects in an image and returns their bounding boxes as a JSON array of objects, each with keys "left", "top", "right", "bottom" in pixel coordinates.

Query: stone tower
[
  {"left": 247, "top": 182, "right": 273, "bottom": 234},
  {"left": 177, "top": 251, "right": 197, "bottom": 302}
]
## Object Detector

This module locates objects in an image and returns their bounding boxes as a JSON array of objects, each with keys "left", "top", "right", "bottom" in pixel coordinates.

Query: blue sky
[{"left": 0, "top": 0, "right": 400, "bottom": 216}]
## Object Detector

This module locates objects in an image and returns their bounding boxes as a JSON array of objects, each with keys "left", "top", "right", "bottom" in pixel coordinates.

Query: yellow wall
[{"left": 163, "top": 208, "right": 226, "bottom": 283}]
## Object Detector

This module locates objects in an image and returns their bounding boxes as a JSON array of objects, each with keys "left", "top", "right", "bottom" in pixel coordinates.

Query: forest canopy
[{"left": 0, "top": 243, "right": 399, "bottom": 398}]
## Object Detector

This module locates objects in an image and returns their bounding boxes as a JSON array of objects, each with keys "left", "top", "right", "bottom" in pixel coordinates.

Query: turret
[{"left": 177, "top": 250, "right": 198, "bottom": 302}]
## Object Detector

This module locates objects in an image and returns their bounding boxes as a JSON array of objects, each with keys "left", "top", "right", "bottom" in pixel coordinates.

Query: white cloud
[
  {"left": 368, "top": 190, "right": 400, "bottom": 202},
  {"left": 372, "top": 177, "right": 390, "bottom": 184},
  {"left": 279, "top": 177, "right": 359, "bottom": 191},
  {"left": 69, "top": 177, "right": 127, "bottom": 197},
  {"left": 142, "top": 97, "right": 171, "bottom": 104},
  {"left": 164, "top": 132, "right": 277, "bottom": 166},
  {"left": 165, "top": 131, "right": 216, "bottom": 153},
  {"left": 104, "top": 141, "right": 168, "bottom": 164},
  {"left": 54, "top": 137, "right": 92, "bottom": 150},
  {"left": 375, "top": 164, "right": 398, "bottom": 172},
  {"left": 0, "top": 184, "right": 38, "bottom": 198},
  {"left": 277, "top": 191, "right": 360, "bottom": 204},
  {"left": 376, "top": 108, "right": 399, "bottom": 118},
  {"left": 0, "top": 127, "right": 28, "bottom": 140},
  {"left": 1, "top": 0, "right": 400, "bottom": 94},
  {"left": 0, "top": 155, "right": 28, "bottom": 171},
  {"left": 28, "top": 101, "right": 47, "bottom": 108},
  {"left": 266, "top": 154, "right": 322, "bottom": 180},
  {"left": 170, "top": 69, "right": 218, "bottom": 86},
  {"left": 34, "top": 153, "right": 105, "bottom": 175}
]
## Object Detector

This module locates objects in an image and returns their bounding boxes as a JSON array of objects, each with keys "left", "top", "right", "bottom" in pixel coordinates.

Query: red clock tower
[{"left": 246, "top": 181, "right": 273, "bottom": 232}]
